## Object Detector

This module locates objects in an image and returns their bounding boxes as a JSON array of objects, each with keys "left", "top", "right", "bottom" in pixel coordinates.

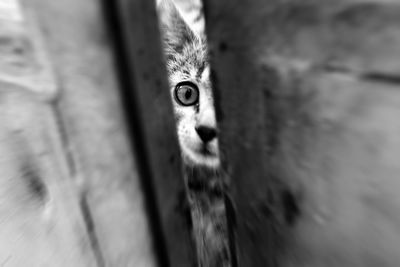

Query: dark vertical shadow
[{"left": 98, "top": 1, "right": 170, "bottom": 267}]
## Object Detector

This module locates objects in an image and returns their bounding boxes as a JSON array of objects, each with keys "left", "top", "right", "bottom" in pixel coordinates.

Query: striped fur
[
  {"left": 157, "top": 1, "right": 231, "bottom": 266},
  {"left": 157, "top": 0, "right": 219, "bottom": 169}
]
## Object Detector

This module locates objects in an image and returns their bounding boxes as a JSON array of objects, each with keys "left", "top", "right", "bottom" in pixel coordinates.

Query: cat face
[
  {"left": 158, "top": 0, "right": 220, "bottom": 169},
  {"left": 169, "top": 61, "right": 220, "bottom": 169}
]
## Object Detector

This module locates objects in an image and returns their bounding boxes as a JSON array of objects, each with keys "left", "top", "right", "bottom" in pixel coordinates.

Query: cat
[
  {"left": 157, "top": 0, "right": 220, "bottom": 170},
  {"left": 157, "top": 1, "right": 231, "bottom": 266}
]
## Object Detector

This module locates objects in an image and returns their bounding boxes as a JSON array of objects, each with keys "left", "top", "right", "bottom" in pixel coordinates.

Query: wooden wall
[
  {"left": 2, "top": 0, "right": 400, "bottom": 266},
  {"left": 204, "top": 0, "right": 400, "bottom": 266},
  {"left": 0, "top": 0, "right": 159, "bottom": 266}
]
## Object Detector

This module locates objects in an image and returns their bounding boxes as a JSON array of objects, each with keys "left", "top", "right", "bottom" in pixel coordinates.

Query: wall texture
[
  {"left": 204, "top": 0, "right": 400, "bottom": 266},
  {"left": 0, "top": 0, "right": 156, "bottom": 266}
]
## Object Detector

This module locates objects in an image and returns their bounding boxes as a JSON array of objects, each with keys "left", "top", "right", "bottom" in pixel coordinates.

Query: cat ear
[{"left": 157, "top": 0, "right": 196, "bottom": 54}]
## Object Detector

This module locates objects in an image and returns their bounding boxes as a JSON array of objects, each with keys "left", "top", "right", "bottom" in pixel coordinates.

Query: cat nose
[{"left": 195, "top": 126, "right": 217, "bottom": 143}]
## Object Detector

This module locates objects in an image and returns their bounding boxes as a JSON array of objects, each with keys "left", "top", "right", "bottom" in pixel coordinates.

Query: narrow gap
[
  {"left": 99, "top": 1, "right": 170, "bottom": 267},
  {"left": 36, "top": 13, "right": 106, "bottom": 266},
  {"left": 361, "top": 72, "right": 400, "bottom": 85},
  {"left": 52, "top": 69, "right": 107, "bottom": 267},
  {"left": 321, "top": 63, "right": 400, "bottom": 85},
  {"left": 224, "top": 193, "right": 238, "bottom": 267},
  {"left": 80, "top": 193, "right": 106, "bottom": 267},
  {"left": 53, "top": 100, "right": 78, "bottom": 178}
]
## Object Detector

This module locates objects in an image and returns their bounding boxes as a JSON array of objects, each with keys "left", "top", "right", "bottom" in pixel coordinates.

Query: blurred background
[{"left": 1, "top": 0, "right": 400, "bottom": 266}]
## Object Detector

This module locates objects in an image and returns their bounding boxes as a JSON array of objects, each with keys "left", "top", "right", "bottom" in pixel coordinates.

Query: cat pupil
[{"left": 184, "top": 88, "right": 192, "bottom": 99}]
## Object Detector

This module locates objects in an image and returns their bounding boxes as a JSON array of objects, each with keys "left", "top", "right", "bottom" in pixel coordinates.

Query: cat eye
[{"left": 174, "top": 82, "right": 199, "bottom": 106}]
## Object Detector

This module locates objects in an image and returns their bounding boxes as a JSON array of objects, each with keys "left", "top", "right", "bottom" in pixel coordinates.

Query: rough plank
[
  {"left": 0, "top": 86, "right": 98, "bottom": 267},
  {"left": 25, "top": 0, "right": 157, "bottom": 266},
  {"left": 204, "top": 0, "right": 400, "bottom": 266},
  {"left": 0, "top": 1, "right": 97, "bottom": 265}
]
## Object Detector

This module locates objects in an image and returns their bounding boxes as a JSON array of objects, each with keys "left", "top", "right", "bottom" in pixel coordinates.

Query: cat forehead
[
  {"left": 169, "top": 64, "right": 210, "bottom": 88},
  {"left": 166, "top": 38, "right": 208, "bottom": 76}
]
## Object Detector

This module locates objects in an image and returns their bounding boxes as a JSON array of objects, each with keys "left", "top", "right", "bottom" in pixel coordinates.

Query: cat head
[{"left": 157, "top": 0, "right": 220, "bottom": 169}]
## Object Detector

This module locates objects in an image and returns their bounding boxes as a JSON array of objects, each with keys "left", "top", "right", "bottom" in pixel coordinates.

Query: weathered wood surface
[
  {"left": 204, "top": 0, "right": 400, "bottom": 266},
  {"left": 109, "top": 0, "right": 196, "bottom": 266},
  {"left": 26, "top": 0, "right": 159, "bottom": 266},
  {"left": 0, "top": 0, "right": 158, "bottom": 266},
  {"left": 0, "top": 88, "right": 98, "bottom": 267},
  {"left": 0, "top": 2, "right": 97, "bottom": 266}
]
